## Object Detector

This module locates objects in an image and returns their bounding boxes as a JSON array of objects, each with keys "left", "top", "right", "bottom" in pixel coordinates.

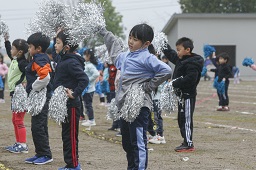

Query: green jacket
[{"left": 7, "top": 58, "right": 27, "bottom": 93}]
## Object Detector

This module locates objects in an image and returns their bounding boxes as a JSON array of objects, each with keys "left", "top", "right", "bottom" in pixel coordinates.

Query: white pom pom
[
  {"left": 152, "top": 32, "right": 168, "bottom": 55},
  {"left": 66, "top": 1, "right": 106, "bottom": 46},
  {"left": 27, "top": 88, "right": 47, "bottom": 116},
  {"left": 26, "top": 0, "right": 72, "bottom": 37},
  {"left": 48, "top": 86, "right": 68, "bottom": 124},
  {"left": 12, "top": 84, "right": 28, "bottom": 113},
  {"left": 0, "top": 16, "right": 9, "bottom": 36}
]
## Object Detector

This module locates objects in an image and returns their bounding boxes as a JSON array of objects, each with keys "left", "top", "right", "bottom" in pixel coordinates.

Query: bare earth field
[{"left": 0, "top": 80, "right": 255, "bottom": 170}]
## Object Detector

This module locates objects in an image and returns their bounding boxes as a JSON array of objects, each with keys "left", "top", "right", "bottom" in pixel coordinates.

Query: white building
[{"left": 162, "top": 13, "right": 256, "bottom": 79}]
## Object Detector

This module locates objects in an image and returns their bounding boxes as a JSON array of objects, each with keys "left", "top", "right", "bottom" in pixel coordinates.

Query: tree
[
  {"left": 83, "top": 0, "right": 125, "bottom": 47},
  {"left": 179, "top": 0, "right": 256, "bottom": 13}
]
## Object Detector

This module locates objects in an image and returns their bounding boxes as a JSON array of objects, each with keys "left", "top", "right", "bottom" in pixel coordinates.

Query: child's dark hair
[
  {"left": 148, "top": 44, "right": 156, "bottom": 55},
  {"left": 56, "top": 30, "right": 78, "bottom": 53},
  {"left": 45, "top": 48, "right": 52, "bottom": 55},
  {"left": 176, "top": 37, "right": 194, "bottom": 52},
  {"left": 84, "top": 48, "right": 98, "bottom": 66},
  {"left": 0, "top": 53, "right": 3, "bottom": 64},
  {"left": 129, "top": 23, "right": 154, "bottom": 44},
  {"left": 27, "top": 32, "right": 50, "bottom": 53},
  {"left": 217, "top": 52, "right": 230, "bottom": 63},
  {"left": 12, "top": 39, "right": 29, "bottom": 57}
]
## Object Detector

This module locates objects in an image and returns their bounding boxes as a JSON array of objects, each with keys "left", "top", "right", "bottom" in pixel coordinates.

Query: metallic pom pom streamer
[
  {"left": 48, "top": 86, "right": 68, "bottom": 124},
  {"left": 152, "top": 32, "right": 168, "bottom": 55},
  {"left": 26, "top": 0, "right": 72, "bottom": 38},
  {"left": 27, "top": 88, "right": 47, "bottom": 116},
  {"left": 67, "top": 1, "right": 106, "bottom": 46},
  {"left": 120, "top": 84, "right": 145, "bottom": 123},
  {"left": 0, "top": 16, "right": 9, "bottom": 36},
  {"left": 95, "top": 44, "right": 110, "bottom": 63},
  {"left": 12, "top": 84, "right": 28, "bottom": 113},
  {"left": 106, "top": 98, "right": 120, "bottom": 121},
  {"left": 159, "top": 77, "right": 183, "bottom": 114}
]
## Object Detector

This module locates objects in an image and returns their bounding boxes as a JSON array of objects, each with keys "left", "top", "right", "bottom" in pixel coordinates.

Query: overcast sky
[{"left": 0, "top": 0, "right": 181, "bottom": 47}]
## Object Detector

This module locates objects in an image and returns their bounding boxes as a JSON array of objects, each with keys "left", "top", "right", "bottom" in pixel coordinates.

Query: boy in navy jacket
[
  {"left": 54, "top": 30, "right": 88, "bottom": 170},
  {"left": 25, "top": 32, "right": 53, "bottom": 165}
]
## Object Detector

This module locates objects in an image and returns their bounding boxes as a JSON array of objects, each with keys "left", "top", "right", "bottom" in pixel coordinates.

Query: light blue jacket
[
  {"left": 100, "top": 28, "right": 172, "bottom": 110},
  {"left": 84, "top": 62, "right": 100, "bottom": 93}
]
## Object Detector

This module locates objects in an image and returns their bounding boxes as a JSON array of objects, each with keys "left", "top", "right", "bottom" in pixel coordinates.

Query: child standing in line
[
  {"left": 24, "top": 32, "right": 53, "bottom": 165},
  {"left": 147, "top": 44, "right": 167, "bottom": 144},
  {"left": 232, "top": 66, "right": 240, "bottom": 84},
  {"left": 0, "top": 53, "right": 8, "bottom": 103},
  {"left": 99, "top": 24, "right": 172, "bottom": 170},
  {"left": 4, "top": 34, "right": 29, "bottom": 153},
  {"left": 54, "top": 30, "right": 88, "bottom": 170},
  {"left": 81, "top": 48, "right": 99, "bottom": 127},
  {"left": 163, "top": 37, "right": 204, "bottom": 152},
  {"left": 215, "top": 52, "right": 233, "bottom": 111},
  {"left": 209, "top": 53, "right": 223, "bottom": 110}
]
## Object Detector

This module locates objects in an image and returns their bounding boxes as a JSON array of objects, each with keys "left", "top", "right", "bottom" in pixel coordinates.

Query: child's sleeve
[
  {"left": 99, "top": 28, "right": 125, "bottom": 65},
  {"left": 69, "top": 62, "right": 89, "bottom": 98},
  {"left": 31, "top": 58, "right": 51, "bottom": 91},
  {"left": 4, "top": 40, "right": 13, "bottom": 60},
  {"left": 162, "top": 43, "right": 178, "bottom": 65},
  {"left": 143, "top": 56, "right": 172, "bottom": 92},
  {"left": 88, "top": 65, "right": 100, "bottom": 83}
]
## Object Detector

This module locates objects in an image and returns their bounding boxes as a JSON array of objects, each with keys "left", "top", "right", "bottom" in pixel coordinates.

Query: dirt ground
[{"left": 0, "top": 80, "right": 256, "bottom": 170}]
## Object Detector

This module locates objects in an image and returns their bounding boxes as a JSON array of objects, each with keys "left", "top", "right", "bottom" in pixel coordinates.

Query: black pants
[
  {"left": 178, "top": 97, "right": 195, "bottom": 147},
  {"left": 106, "top": 91, "right": 115, "bottom": 103},
  {"left": 83, "top": 92, "right": 94, "bottom": 120},
  {"left": 147, "top": 100, "right": 163, "bottom": 137},
  {"left": 62, "top": 106, "right": 80, "bottom": 168},
  {"left": 219, "top": 80, "right": 229, "bottom": 106},
  {"left": 121, "top": 107, "right": 149, "bottom": 170},
  {"left": 31, "top": 98, "right": 52, "bottom": 158}
]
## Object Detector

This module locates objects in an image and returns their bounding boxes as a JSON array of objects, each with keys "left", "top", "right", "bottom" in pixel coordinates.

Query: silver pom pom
[
  {"left": 95, "top": 44, "right": 108, "bottom": 61},
  {"left": 106, "top": 98, "right": 119, "bottom": 121},
  {"left": 159, "top": 77, "right": 183, "bottom": 114},
  {"left": 66, "top": 1, "right": 106, "bottom": 46},
  {"left": 48, "top": 86, "right": 68, "bottom": 124},
  {"left": 152, "top": 32, "right": 168, "bottom": 55},
  {"left": 120, "top": 84, "right": 145, "bottom": 123},
  {"left": 27, "top": 88, "right": 47, "bottom": 116},
  {"left": 0, "top": 16, "right": 9, "bottom": 36},
  {"left": 12, "top": 84, "right": 28, "bottom": 113},
  {"left": 26, "top": 0, "right": 72, "bottom": 38}
]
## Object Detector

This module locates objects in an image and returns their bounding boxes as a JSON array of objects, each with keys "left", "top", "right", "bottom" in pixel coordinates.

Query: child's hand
[
  {"left": 251, "top": 64, "right": 256, "bottom": 71},
  {"left": 22, "top": 82, "right": 27, "bottom": 87},
  {"left": 66, "top": 88, "right": 74, "bottom": 99},
  {"left": 4, "top": 32, "right": 9, "bottom": 41}
]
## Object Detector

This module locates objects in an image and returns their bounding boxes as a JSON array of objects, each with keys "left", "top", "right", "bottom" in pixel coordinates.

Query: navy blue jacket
[
  {"left": 53, "top": 53, "right": 89, "bottom": 104},
  {"left": 26, "top": 53, "right": 52, "bottom": 95}
]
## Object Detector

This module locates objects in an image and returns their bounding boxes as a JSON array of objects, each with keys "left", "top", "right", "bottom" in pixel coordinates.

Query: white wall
[{"left": 167, "top": 17, "right": 256, "bottom": 79}]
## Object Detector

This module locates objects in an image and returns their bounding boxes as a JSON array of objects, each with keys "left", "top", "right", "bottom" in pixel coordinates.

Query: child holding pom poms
[
  {"left": 53, "top": 30, "right": 89, "bottom": 170},
  {"left": 99, "top": 24, "right": 172, "bottom": 170},
  {"left": 4, "top": 33, "right": 29, "bottom": 154},
  {"left": 214, "top": 52, "right": 233, "bottom": 111}
]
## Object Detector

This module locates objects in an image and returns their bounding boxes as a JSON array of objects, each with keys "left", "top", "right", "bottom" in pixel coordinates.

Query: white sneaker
[
  {"left": 99, "top": 102, "right": 105, "bottom": 106},
  {"left": 149, "top": 135, "right": 166, "bottom": 144},
  {"left": 147, "top": 135, "right": 154, "bottom": 141},
  {"left": 81, "top": 119, "right": 96, "bottom": 126}
]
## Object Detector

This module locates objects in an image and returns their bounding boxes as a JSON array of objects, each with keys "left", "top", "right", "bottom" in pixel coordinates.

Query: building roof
[{"left": 162, "top": 13, "right": 256, "bottom": 34}]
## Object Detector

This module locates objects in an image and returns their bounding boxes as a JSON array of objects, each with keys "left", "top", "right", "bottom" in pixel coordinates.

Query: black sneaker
[
  {"left": 175, "top": 143, "right": 195, "bottom": 152},
  {"left": 108, "top": 127, "right": 116, "bottom": 131}
]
